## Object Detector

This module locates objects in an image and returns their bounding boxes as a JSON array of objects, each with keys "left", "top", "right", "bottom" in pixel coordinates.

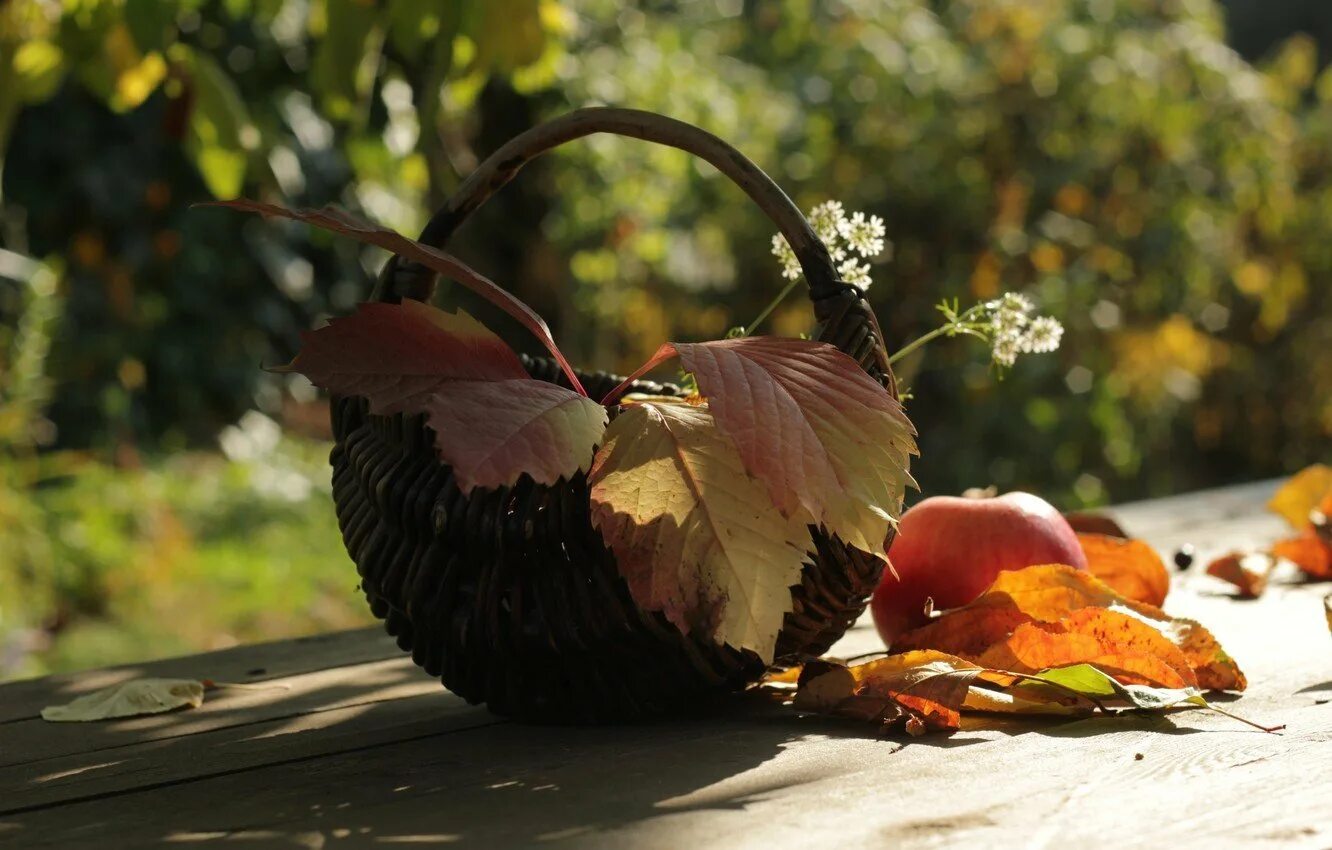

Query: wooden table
[{"left": 3, "top": 480, "right": 1330, "bottom": 848}]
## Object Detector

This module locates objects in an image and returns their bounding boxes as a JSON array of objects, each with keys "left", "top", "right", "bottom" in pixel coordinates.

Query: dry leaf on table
[
  {"left": 1078, "top": 532, "right": 1171, "bottom": 607},
  {"left": 41, "top": 679, "right": 205, "bottom": 722},
  {"left": 894, "top": 564, "right": 1245, "bottom": 691},
  {"left": 1205, "top": 552, "right": 1276, "bottom": 598}
]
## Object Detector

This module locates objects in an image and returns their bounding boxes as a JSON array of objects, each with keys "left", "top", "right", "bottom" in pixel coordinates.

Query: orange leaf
[
  {"left": 795, "top": 651, "right": 987, "bottom": 733},
  {"left": 1078, "top": 533, "right": 1171, "bottom": 607},
  {"left": 1064, "top": 512, "right": 1129, "bottom": 539},
  {"left": 1272, "top": 531, "right": 1332, "bottom": 579},
  {"left": 897, "top": 564, "right": 1245, "bottom": 691},
  {"left": 1267, "top": 464, "right": 1332, "bottom": 530},
  {"left": 1205, "top": 551, "right": 1276, "bottom": 598},
  {"left": 974, "top": 608, "right": 1195, "bottom": 689}
]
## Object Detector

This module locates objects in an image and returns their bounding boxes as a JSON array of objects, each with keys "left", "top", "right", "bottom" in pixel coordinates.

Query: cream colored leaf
[
  {"left": 589, "top": 402, "right": 813, "bottom": 662},
  {"left": 41, "top": 678, "right": 205, "bottom": 722},
  {"left": 674, "top": 337, "right": 917, "bottom": 555}
]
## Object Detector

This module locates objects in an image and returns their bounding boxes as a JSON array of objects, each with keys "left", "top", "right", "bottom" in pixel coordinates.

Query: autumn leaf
[
  {"left": 209, "top": 199, "right": 587, "bottom": 395},
  {"left": 1267, "top": 464, "right": 1332, "bottom": 530},
  {"left": 783, "top": 654, "right": 1271, "bottom": 735},
  {"left": 1271, "top": 530, "right": 1332, "bottom": 580},
  {"left": 793, "top": 651, "right": 991, "bottom": 733},
  {"left": 41, "top": 679, "right": 205, "bottom": 722},
  {"left": 588, "top": 401, "right": 813, "bottom": 662},
  {"left": 277, "top": 301, "right": 528, "bottom": 413},
  {"left": 421, "top": 379, "right": 608, "bottom": 492},
  {"left": 974, "top": 608, "right": 1196, "bottom": 689},
  {"left": 277, "top": 301, "right": 606, "bottom": 493},
  {"left": 1205, "top": 551, "right": 1276, "bottom": 598},
  {"left": 1078, "top": 533, "right": 1170, "bottom": 607},
  {"left": 1064, "top": 512, "right": 1129, "bottom": 539},
  {"left": 895, "top": 564, "right": 1246, "bottom": 691},
  {"left": 604, "top": 337, "right": 917, "bottom": 557}
]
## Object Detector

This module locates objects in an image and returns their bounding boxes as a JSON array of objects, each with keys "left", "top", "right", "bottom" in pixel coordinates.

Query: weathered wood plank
[
  {"left": 0, "top": 627, "right": 399, "bottom": 725},
  {"left": 1, "top": 481, "right": 1329, "bottom": 849},
  {"left": 0, "top": 657, "right": 441, "bottom": 768},
  {"left": 0, "top": 691, "right": 497, "bottom": 815}
]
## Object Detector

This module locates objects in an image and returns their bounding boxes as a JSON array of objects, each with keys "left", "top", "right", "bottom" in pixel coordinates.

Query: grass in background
[{"left": 0, "top": 415, "right": 371, "bottom": 680}]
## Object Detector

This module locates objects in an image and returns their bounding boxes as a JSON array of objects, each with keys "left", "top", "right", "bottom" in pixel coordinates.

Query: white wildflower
[
  {"left": 991, "top": 331, "right": 1021, "bottom": 368},
  {"left": 996, "top": 292, "right": 1034, "bottom": 315},
  {"left": 838, "top": 258, "right": 873, "bottom": 290},
  {"left": 839, "top": 211, "right": 887, "bottom": 258},
  {"left": 1020, "top": 315, "right": 1064, "bottom": 353},
  {"left": 771, "top": 200, "right": 888, "bottom": 292},
  {"left": 771, "top": 233, "right": 801, "bottom": 281},
  {"left": 808, "top": 200, "right": 846, "bottom": 243},
  {"left": 989, "top": 302, "right": 1030, "bottom": 338}
]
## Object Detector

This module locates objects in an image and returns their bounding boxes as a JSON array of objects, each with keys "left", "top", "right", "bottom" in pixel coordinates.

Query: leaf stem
[{"left": 1201, "top": 703, "right": 1286, "bottom": 734}]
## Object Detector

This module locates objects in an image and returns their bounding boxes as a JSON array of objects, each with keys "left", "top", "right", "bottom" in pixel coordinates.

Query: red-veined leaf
[
  {"left": 422, "top": 379, "right": 606, "bottom": 492},
  {"left": 277, "top": 301, "right": 527, "bottom": 413},
  {"left": 207, "top": 199, "right": 587, "bottom": 396},
  {"left": 603, "top": 337, "right": 917, "bottom": 557},
  {"left": 588, "top": 401, "right": 813, "bottom": 662}
]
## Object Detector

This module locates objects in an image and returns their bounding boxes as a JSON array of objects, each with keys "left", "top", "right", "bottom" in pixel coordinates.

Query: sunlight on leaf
[
  {"left": 41, "top": 679, "right": 204, "bottom": 722},
  {"left": 589, "top": 401, "right": 812, "bottom": 662}
]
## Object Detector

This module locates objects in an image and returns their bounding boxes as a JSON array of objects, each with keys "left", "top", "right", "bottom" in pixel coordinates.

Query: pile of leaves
[
  {"left": 772, "top": 561, "right": 1261, "bottom": 736},
  {"left": 1206, "top": 464, "right": 1332, "bottom": 600},
  {"left": 218, "top": 201, "right": 917, "bottom": 665}
]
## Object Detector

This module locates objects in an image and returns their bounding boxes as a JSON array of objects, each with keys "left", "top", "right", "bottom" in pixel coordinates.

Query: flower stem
[
  {"left": 887, "top": 325, "right": 952, "bottom": 365},
  {"left": 741, "top": 277, "right": 803, "bottom": 338}
]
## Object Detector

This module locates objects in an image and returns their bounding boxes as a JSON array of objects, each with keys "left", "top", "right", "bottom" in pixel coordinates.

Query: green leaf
[
  {"left": 182, "top": 48, "right": 252, "bottom": 197},
  {"left": 312, "top": 0, "right": 382, "bottom": 121}
]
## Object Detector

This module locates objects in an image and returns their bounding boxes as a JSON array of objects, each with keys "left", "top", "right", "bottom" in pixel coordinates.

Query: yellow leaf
[
  {"left": 1268, "top": 464, "right": 1332, "bottom": 530},
  {"left": 41, "top": 678, "right": 204, "bottom": 722},
  {"left": 589, "top": 402, "right": 813, "bottom": 663}
]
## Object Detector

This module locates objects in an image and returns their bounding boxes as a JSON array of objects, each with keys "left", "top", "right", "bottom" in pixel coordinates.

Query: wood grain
[{"left": 2, "top": 480, "right": 1330, "bottom": 850}]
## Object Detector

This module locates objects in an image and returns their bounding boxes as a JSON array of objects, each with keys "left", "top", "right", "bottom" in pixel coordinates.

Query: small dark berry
[{"left": 1174, "top": 544, "right": 1195, "bottom": 570}]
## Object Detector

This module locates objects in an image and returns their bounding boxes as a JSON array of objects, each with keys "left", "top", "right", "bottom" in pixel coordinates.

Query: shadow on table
[
  {"left": 1, "top": 672, "right": 1042, "bottom": 850},
  {"left": 2, "top": 673, "right": 1213, "bottom": 849}
]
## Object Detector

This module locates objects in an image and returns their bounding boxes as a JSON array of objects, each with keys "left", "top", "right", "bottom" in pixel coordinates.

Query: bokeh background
[{"left": 1, "top": 0, "right": 1329, "bottom": 679}]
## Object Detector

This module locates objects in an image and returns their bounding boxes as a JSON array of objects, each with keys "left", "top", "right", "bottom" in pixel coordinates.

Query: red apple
[{"left": 871, "top": 491, "right": 1088, "bottom": 646}]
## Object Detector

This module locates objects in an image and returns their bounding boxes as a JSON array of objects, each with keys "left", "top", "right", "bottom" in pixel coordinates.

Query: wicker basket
[{"left": 330, "top": 108, "right": 900, "bottom": 722}]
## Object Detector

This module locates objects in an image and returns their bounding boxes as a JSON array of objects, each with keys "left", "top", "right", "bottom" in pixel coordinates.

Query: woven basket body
[{"left": 330, "top": 109, "right": 900, "bottom": 722}]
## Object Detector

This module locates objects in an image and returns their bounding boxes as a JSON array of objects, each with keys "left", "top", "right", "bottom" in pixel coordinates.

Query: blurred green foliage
[{"left": 1, "top": 0, "right": 1330, "bottom": 676}]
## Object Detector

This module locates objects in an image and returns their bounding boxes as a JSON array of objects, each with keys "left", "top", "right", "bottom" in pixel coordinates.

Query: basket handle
[{"left": 376, "top": 107, "right": 893, "bottom": 386}]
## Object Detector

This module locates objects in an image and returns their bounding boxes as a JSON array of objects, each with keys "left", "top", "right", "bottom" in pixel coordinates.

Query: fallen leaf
[
  {"left": 1268, "top": 464, "right": 1332, "bottom": 530},
  {"left": 588, "top": 401, "right": 813, "bottom": 662},
  {"left": 1271, "top": 531, "right": 1332, "bottom": 580},
  {"left": 1206, "top": 551, "right": 1276, "bottom": 598},
  {"left": 604, "top": 337, "right": 918, "bottom": 557},
  {"left": 420, "top": 379, "right": 607, "bottom": 492},
  {"left": 1064, "top": 512, "right": 1129, "bottom": 539},
  {"left": 1078, "top": 533, "right": 1171, "bottom": 606},
  {"left": 895, "top": 564, "right": 1246, "bottom": 691},
  {"left": 210, "top": 200, "right": 587, "bottom": 395},
  {"left": 41, "top": 679, "right": 205, "bottom": 722},
  {"left": 975, "top": 608, "right": 1195, "bottom": 688},
  {"left": 1325, "top": 594, "right": 1331, "bottom": 634},
  {"left": 1020, "top": 665, "right": 1281, "bottom": 732},
  {"left": 793, "top": 651, "right": 988, "bottom": 733},
  {"left": 785, "top": 654, "right": 1270, "bottom": 735}
]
